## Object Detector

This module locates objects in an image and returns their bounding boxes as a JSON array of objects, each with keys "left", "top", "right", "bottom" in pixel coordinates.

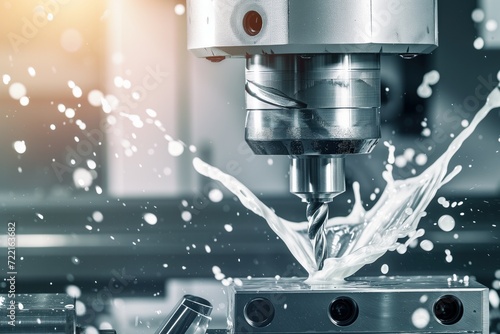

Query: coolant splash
[{"left": 194, "top": 85, "right": 500, "bottom": 282}]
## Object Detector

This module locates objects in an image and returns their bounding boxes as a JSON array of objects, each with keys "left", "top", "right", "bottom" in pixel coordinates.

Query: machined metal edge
[{"left": 187, "top": 0, "right": 438, "bottom": 57}]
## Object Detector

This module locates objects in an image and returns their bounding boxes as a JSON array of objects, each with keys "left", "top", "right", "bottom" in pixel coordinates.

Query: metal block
[
  {"left": 0, "top": 294, "right": 76, "bottom": 333},
  {"left": 228, "top": 276, "right": 489, "bottom": 333}
]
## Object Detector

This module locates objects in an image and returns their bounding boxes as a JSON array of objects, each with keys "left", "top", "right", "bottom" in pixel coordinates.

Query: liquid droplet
[
  {"left": 9, "top": 82, "right": 27, "bottom": 100},
  {"left": 174, "top": 3, "right": 185, "bottom": 15},
  {"left": 181, "top": 211, "right": 192, "bottom": 222},
  {"left": 66, "top": 285, "right": 81, "bottom": 298},
  {"left": 438, "top": 215, "right": 455, "bottom": 232},
  {"left": 490, "top": 290, "right": 500, "bottom": 308},
  {"left": 411, "top": 308, "right": 430, "bottom": 329},
  {"left": 3, "top": 74, "right": 11, "bottom": 85},
  {"left": 13, "top": 141, "right": 27, "bottom": 154},
  {"left": 88, "top": 90, "right": 104, "bottom": 107},
  {"left": 143, "top": 213, "right": 158, "bottom": 225},
  {"left": 473, "top": 37, "right": 485, "bottom": 50},
  {"left": 73, "top": 168, "right": 94, "bottom": 188},
  {"left": 168, "top": 141, "right": 184, "bottom": 157},
  {"left": 486, "top": 19, "right": 498, "bottom": 32},
  {"left": 471, "top": 8, "right": 485, "bottom": 23},
  {"left": 208, "top": 189, "right": 224, "bottom": 203},
  {"left": 420, "top": 240, "right": 434, "bottom": 251},
  {"left": 19, "top": 96, "right": 29, "bottom": 106},
  {"left": 28, "top": 67, "right": 36, "bottom": 77},
  {"left": 92, "top": 211, "right": 104, "bottom": 223},
  {"left": 415, "top": 153, "right": 428, "bottom": 166}
]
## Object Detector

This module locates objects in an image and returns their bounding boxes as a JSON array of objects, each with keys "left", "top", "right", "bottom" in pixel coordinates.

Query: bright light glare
[
  {"left": 168, "top": 141, "right": 184, "bottom": 157},
  {"left": 13, "top": 141, "right": 27, "bottom": 154},
  {"left": 73, "top": 168, "right": 94, "bottom": 188},
  {"left": 174, "top": 4, "right": 185, "bottom": 15},
  {"left": 19, "top": 96, "right": 30, "bottom": 106},
  {"left": 28, "top": 67, "right": 36, "bottom": 77},
  {"left": 9, "top": 82, "right": 27, "bottom": 100},
  {"left": 72, "top": 86, "right": 83, "bottom": 98},
  {"left": 65, "top": 108, "right": 76, "bottom": 119},
  {"left": 486, "top": 19, "right": 498, "bottom": 32},
  {"left": 471, "top": 8, "right": 485, "bottom": 23},
  {"left": 143, "top": 213, "right": 158, "bottom": 225},
  {"left": 473, "top": 37, "right": 484, "bottom": 50}
]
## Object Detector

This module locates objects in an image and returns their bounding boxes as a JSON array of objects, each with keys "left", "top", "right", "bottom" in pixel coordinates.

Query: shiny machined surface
[
  {"left": 228, "top": 276, "right": 489, "bottom": 333},
  {"left": 245, "top": 54, "right": 380, "bottom": 216},
  {"left": 245, "top": 54, "right": 380, "bottom": 110},
  {"left": 245, "top": 108, "right": 380, "bottom": 155},
  {"left": 290, "top": 157, "right": 345, "bottom": 203},
  {"left": 0, "top": 294, "right": 76, "bottom": 333},
  {"left": 244, "top": 54, "right": 381, "bottom": 156},
  {"left": 154, "top": 295, "right": 213, "bottom": 334},
  {"left": 187, "top": 0, "right": 438, "bottom": 57}
]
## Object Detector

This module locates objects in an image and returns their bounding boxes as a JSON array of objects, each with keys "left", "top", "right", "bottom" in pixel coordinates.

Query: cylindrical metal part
[
  {"left": 246, "top": 54, "right": 380, "bottom": 110},
  {"left": 290, "top": 156, "right": 345, "bottom": 203},
  {"left": 246, "top": 108, "right": 380, "bottom": 155},
  {"left": 245, "top": 54, "right": 381, "bottom": 156},
  {"left": 154, "top": 295, "right": 213, "bottom": 334},
  {"left": 245, "top": 54, "right": 379, "bottom": 201}
]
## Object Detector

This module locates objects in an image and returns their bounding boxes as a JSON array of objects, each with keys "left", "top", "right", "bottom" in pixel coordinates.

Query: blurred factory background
[{"left": 0, "top": 0, "right": 499, "bottom": 333}]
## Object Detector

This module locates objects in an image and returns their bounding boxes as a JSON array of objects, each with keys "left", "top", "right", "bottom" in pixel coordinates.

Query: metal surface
[
  {"left": 187, "top": 0, "right": 438, "bottom": 57},
  {"left": 290, "top": 157, "right": 345, "bottom": 203},
  {"left": 228, "top": 276, "right": 489, "bottom": 333},
  {"left": 244, "top": 54, "right": 381, "bottom": 156},
  {"left": 154, "top": 295, "right": 213, "bottom": 334},
  {"left": 0, "top": 294, "right": 76, "bottom": 333}
]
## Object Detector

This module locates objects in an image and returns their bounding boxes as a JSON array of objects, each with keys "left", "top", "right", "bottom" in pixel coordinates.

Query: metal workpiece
[
  {"left": 0, "top": 294, "right": 77, "bottom": 333},
  {"left": 187, "top": 0, "right": 438, "bottom": 57},
  {"left": 154, "top": 295, "right": 213, "bottom": 334},
  {"left": 228, "top": 276, "right": 489, "bottom": 334}
]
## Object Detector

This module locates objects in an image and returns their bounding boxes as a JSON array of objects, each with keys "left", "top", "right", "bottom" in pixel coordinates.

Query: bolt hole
[
  {"left": 329, "top": 297, "right": 358, "bottom": 326},
  {"left": 433, "top": 295, "right": 463, "bottom": 325},
  {"left": 243, "top": 11, "right": 263, "bottom": 36},
  {"left": 244, "top": 297, "right": 274, "bottom": 328}
]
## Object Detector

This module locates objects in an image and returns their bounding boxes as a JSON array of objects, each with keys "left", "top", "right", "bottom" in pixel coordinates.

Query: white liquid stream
[{"left": 193, "top": 85, "right": 500, "bottom": 283}]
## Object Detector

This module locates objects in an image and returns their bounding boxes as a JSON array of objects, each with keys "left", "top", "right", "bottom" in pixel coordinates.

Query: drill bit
[{"left": 306, "top": 201, "right": 328, "bottom": 270}]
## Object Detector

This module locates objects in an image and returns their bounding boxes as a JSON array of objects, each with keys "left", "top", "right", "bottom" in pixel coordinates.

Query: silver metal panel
[
  {"left": 370, "top": 0, "right": 439, "bottom": 50},
  {"left": 187, "top": 0, "right": 438, "bottom": 57},
  {"left": 228, "top": 276, "right": 489, "bottom": 333},
  {"left": 288, "top": 0, "right": 372, "bottom": 45},
  {"left": 187, "top": 0, "right": 289, "bottom": 55}
]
